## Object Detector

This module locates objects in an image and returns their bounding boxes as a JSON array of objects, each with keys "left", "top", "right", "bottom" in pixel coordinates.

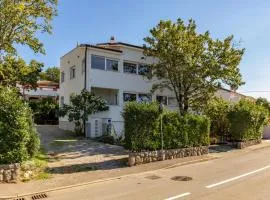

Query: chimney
[{"left": 110, "top": 36, "right": 116, "bottom": 44}]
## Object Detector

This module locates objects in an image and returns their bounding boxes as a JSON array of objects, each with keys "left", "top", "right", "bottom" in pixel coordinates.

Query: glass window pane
[
  {"left": 156, "top": 95, "right": 167, "bottom": 105},
  {"left": 61, "top": 72, "right": 65, "bottom": 83},
  {"left": 168, "top": 97, "right": 177, "bottom": 106},
  {"left": 123, "top": 93, "right": 136, "bottom": 102},
  {"left": 138, "top": 64, "right": 150, "bottom": 75},
  {"left": 124, "top": 62, "right": 137, "bottom": 74},
  {"left": 138, "top": 94, "right": 152, "bottom": 103},
  {"left": 91, "top": 55, "right": 105, "bottom": 70},
  {"left": 70, "top": 66, "right": 76, "bottom": 79},
  {"left": 106, "top": 59, "right": 118, "bottom": 71}
]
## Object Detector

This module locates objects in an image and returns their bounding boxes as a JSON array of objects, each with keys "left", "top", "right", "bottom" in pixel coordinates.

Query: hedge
[
  {"left": 228, "top": 100, "right": 268, "bottom": 141},
  {"left": 122, "top": 102, "right": 210, "bottom": 151},
  {"left": 0, "top": 86, "right": 40, "bottom": 164}
]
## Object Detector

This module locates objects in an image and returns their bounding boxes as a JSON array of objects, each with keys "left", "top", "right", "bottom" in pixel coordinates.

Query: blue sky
[{"left": 18, "top": 0, "right": 270, "bottom": 99}]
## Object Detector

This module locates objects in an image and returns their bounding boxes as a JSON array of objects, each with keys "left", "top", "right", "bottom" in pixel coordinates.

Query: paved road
[{"left": 45, "top": 146, "right": 270, "bottom": 200}]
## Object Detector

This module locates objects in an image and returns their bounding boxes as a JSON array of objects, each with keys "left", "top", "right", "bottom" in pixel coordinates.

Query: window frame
[
  {"left": 91, "top": 55, "right": 106, "bottom": 70},
  {"left": 61, "top": 71, "right": 65, "bottom": 83},
  {"left": 138, "top": 93, "right": 152, "bottom": 103},
  {"left": 123, "top": 62, "right": 137, "bottom": 74},
  {"left": 156, "top": 95, "right": 168, "bottom": 105},
  {"left": 123, "top": 92, "right": 137, "bottom": 102},
  {"left": 70, "top": 66, "right": 76, "bottom": 80},
  {"left": 106, "top": 59, "right": 119, "bottom": 72},
  {"left": 138, "top": 64, "right": 150, "bottom": 76}
]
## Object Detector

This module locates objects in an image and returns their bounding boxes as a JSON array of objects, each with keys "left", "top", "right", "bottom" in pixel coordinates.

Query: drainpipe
[{"left": 83, "top": 45, "right": 87, "bottom": 137}]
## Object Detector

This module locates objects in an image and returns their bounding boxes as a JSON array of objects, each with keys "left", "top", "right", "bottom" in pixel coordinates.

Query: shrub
[
  {"left": 122, "top": 102, "right": 160, "bottom": 151},
  {"left": 29, "top": 97, "right": 59, "bottom": 125},
  {"left": 96, "top": 135, "right": 115, "bottom": 145},
  {"left": 228, "top": 99, "right": 268, "bottom": 141},
  {"left": 204, "top": 97, "right": 231, "bottom": 141},
  {"left": 0, "top": 86, "right": 40, "bottom": 164},
  {"left": 122, "top": 102, "right": 210, "bottom": 151}
]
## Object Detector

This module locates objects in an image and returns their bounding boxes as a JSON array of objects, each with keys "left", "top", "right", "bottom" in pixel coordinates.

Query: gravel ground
[{"left": 37, "top": 125, "right": 128, "bottom": 173}]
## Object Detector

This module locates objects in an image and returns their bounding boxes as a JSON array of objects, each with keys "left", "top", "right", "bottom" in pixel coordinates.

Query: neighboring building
[
  {"left": 59, "top": 37, "right": 253, "bottom": 138},
  {"left": 19, "top": 80, "right": 59, "bottom": 101}
]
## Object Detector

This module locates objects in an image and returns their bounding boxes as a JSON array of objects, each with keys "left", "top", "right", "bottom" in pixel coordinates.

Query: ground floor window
[
  {"left": 123, "top": 93, "right": 136, "bottom": 102},
  {"left": 156, "top": 95, "right": 168, "bottom": 105},
  {"left": 138, "top": 93, "right": 152, "bottom": 103}
]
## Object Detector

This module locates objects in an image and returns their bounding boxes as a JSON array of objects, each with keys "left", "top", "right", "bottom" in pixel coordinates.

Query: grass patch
[
  {"left": 50, "top": 138, "right": 78, "bottom": 148},
  {"left": 20, "top": 147, "right": 52, "bottom": 181}
]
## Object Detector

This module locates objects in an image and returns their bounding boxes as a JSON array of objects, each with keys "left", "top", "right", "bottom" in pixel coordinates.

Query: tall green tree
[
  {"left": 256, "top": 97, "right": 270, "bottom": 116},
  {"left": 59, "top": 89, "right": 109, "bottom": 136},
  {"left": 144, "top": 19, "right": 245, "bottom": 114},
  {"left": 0, "top": 0, "right": 58, "bottom": 56},
  {"left": 0, "top": 56, "right": 43, "bottom": 88},
  {"left": 40, "top": 66, "right": 60, "bottom": 83}
]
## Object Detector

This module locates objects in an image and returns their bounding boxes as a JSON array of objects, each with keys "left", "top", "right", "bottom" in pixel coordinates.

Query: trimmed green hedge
[
  {"left": 0, "top": 86, "right": 40, "bottom": 164},
  {"left": 228, "top": 100, "right": 268, "bottom": 141},
  {"left": 122, "top": 102, "right": 210, "bottom": 151}
]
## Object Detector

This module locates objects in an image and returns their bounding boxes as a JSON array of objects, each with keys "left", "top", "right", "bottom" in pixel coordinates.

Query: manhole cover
[
  {"left": 31, "top": 193, "right": 48, "bottom": 200},
  {"left": 171, "top": 176, "right": 192, "bottom": 181},
  {"left": 144, "top": 175, "right": 161, "bottom": 180}
]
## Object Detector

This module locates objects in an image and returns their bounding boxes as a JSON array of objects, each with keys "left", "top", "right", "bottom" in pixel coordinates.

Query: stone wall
[
  {"left": 233, "top": 139, "right": 261, "bottom": 149},
  {"left": 128, "top": 146, "right": 208, "bottom": 166},
  {"left": 0, "top": 163, "right": 20, "bottom": 183}
]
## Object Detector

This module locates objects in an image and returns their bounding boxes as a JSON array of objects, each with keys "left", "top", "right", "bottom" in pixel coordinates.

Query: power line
[{"left": 238, "top": 91, "right": 270, "bottom": 93}]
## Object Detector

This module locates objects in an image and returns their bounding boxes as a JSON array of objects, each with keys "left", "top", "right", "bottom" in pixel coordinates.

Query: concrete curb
[{"left": 0, "top": 156, "right": 218, "bottom": 200}]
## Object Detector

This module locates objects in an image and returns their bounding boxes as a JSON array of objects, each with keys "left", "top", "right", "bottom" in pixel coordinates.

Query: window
[
  {"left": 138, "top": 94, "right": 152, "bottom": 103},
  {"left": 138, "top": 64, "right": 150, "bottom": 75},
  {"left": 156, "top": 95, "right": 167, "bottom": 105},
  {"left": 124, "top": 62, "right": 137, "bottom": 74},
  {"left": 91, "top": 55, "right": 105, "bottom": 70},
  {"left": 106, "top": 59, "right": 118, "bottom": 71},
  {"left": 168, "top": 97, "right": 177, "bottom": 106},
  {"left": 60, "top": 96, "right": 64, "bottom": 107},
  {"left": 70, "top": 66, "right": 76, "bottom": 79},
  {"left": 123, "top": 93, "right": 136, "bottom": 102},
  {"left": 81, "top": 58, "right": 85, "bottom": 74},
  {"left": 61, "top": 71, "right": 65, "bottom": 83}
]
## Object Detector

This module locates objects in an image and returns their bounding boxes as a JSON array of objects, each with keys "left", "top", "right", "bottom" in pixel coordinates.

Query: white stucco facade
[{"left": 59, "top": 41, "right": 251, "bottom": 138}]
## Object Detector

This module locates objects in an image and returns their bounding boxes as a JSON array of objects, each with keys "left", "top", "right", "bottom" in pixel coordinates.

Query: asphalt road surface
[{"left": 44, "top": 146, "right": 270, "bottom": 200}]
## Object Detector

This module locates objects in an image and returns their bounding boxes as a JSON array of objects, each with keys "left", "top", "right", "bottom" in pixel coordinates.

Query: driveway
[{"left": 37, "top": 125, "right": 128, "bottom": 173}]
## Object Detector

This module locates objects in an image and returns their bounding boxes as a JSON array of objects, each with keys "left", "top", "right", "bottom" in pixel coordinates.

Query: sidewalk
[{"left": 1, "top": 139, "right": 270, "bottom": 198}]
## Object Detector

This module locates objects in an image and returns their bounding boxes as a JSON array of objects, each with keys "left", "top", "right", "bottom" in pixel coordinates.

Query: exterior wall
[
  {"left": 216, "top": 89, "right": 242, "bottom": 103},
  {"left": 59, "top": 44, "right": 249, "bottom": 137},
  {"left": 59, "top": 46, "right": 85, "bottom": 131}
]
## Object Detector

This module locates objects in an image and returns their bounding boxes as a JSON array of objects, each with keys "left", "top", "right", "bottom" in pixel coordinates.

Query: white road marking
[
  {"left": 206, "top": 164, "right": 270, "bottom": 189},
  {"left": 164, "top": 192, "right": 191, "bottom": 200}
]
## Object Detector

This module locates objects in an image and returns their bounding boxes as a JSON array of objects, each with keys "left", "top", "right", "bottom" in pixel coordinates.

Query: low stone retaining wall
[
  {"left": 0, "top": 163, "right": 20, "bottom": 183},
  {"left": 128, "top": 146, "right": 208, "bottom": 166},
  {"left": 232, "top": 139, "right": 261, "bottom": 149}
]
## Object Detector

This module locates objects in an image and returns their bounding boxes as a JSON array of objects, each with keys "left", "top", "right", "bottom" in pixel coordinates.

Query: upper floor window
[
  {"left": 138, "top": 94, "right": 152, "bottom": 103},
  {"left": 61, "top": 71, "right": 65, "bottom": 83},
  {"left": 124, "top": 62, "right": 137, "bottom": 74},
  {"left": 156, "top": 95, "right": 168, "bottom": 105},
  {"left": 123, "top": 93, "right": 136, "bottom": 102},
  {"left": 138, "top": 64, "right": 150, "bottom": 75},
  {"left": 91, "top": 55, "right": 105, "bottom": 70},
  {"left": 106, "top": 59, "right": 118, "bottom": 71},
  {"left": 70, "top": 66, "right": 76, "bottom": 79},
  {"left": 81, "top": 58, "right": 85, "bottom": 74}
]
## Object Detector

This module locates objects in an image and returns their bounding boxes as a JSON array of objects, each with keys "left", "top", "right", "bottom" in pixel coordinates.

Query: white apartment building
[{"left": 59, "top": 38, "right": 252, "bottom": 138}]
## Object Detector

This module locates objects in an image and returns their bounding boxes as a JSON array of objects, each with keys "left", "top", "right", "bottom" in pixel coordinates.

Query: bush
[
  {"left": 122, "top": 102, "right": 210, "bottom": 151},
  {"left": 28, "top": 97, "right": 59, "bottom": 125},
  {"left": 204, "top": 97, "right": 231, "bottom": 141},
  {"left": 96, "top": 135, "right": 115, "bottom": 145},
  {"left": 0, "top": 86, "right": 40, "bottom": 164},
  {"left": 228, "top": 100, "right": 268, "bottom": 141}
]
